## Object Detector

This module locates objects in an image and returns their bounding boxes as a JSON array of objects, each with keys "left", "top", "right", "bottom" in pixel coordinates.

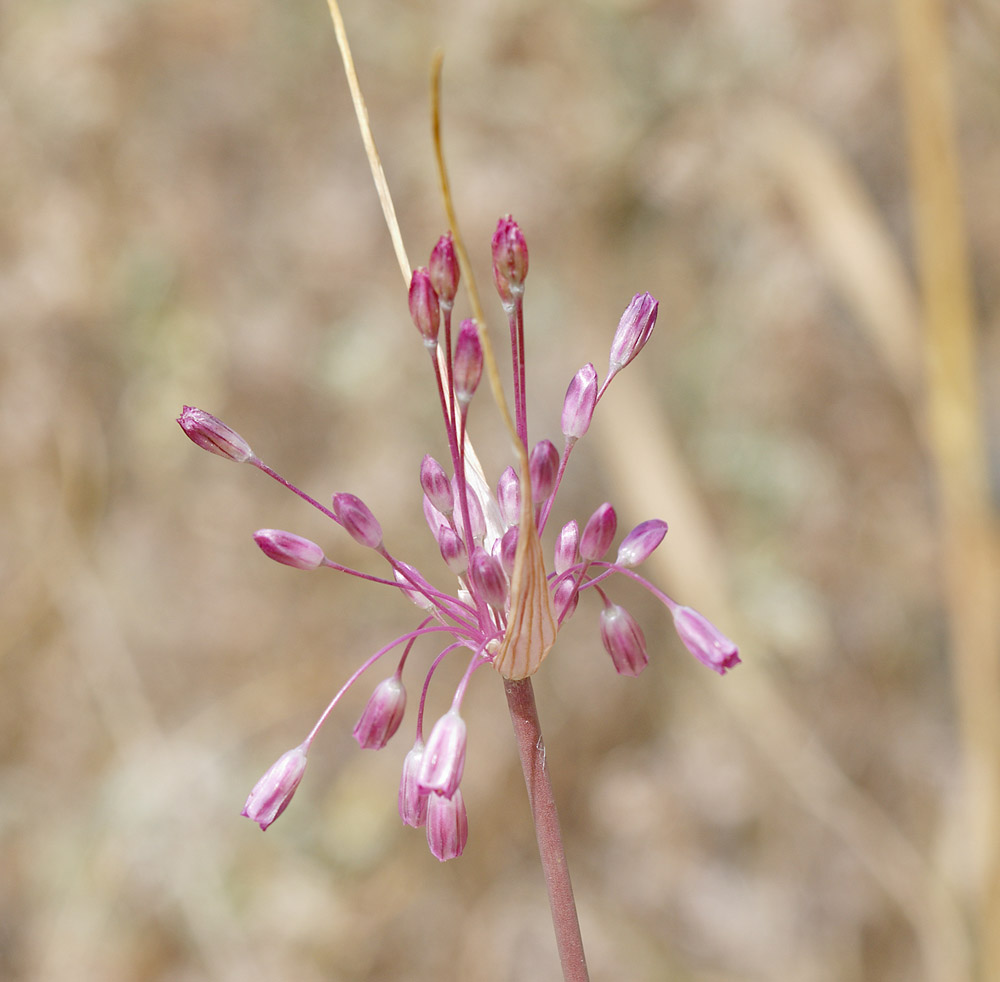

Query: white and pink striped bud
[
  {"left": 554, "top": 520, "right": 580, "bottom": 575},
  {"left": 429, "top": 233, "right": 460, "bottom": 307},
  {"left": 453, "top": 320, "right": 483, "bottom": 406},
  {"left": 580, "top": 503, "right": 617, "bottom": 561},
  {"left": 177, "top": 406, "right": 253, "bottom": 463},
  {"left": 671, "top": 606, "right": 741, "bottom": 675},
  {"left": 399, "top": 741, "right": 429, "bottom": 828},
  {"left": 332, "top": 492, "right": 383, "bottom": 549},
  {"left": 418, "top": 709, "right": 467, "bottom": 799},
  {"left": 241, "top": 744, "right": 308, "bottom": 831},
  {"left": 452, "top": 476, "right": 486, "bottom": 543},
  {"left": 553, "top": 578, "right": 579, "bottom": 621},
  {"left": 615, "top": 519, "right": 669, "bottom": 567},
  {"left": 599, "top": 604, "right": 648, "bottom": 677},
  {"left": 496, "top": 466, "right": 521, "bottom": 529},
  {"left": 561, "top": 363, "right": 598, "bottom": 440},
  {"left": 395, "top": 562, "right": 435, "bottom": 610},
  {"left": 253, "top": 529, "right": 325, "bottom": 570},
  {"left": 499, "top": 526, "right": 519, "bottom": 578},
  {"left": 608, "top": 292, "right": 658, "bottom": 376},
  {"left": 426, "top": 786, "right": 468, "bottom": 861},
  {"left": 420, "top": 455, "right": 453, "bottom": 516},
  {"left": 408, "top": 267, "right": 440, "bottom": 347},
  {"left": 529, "top": 439, "right": 559, "bottom": 505},
  {"left": 469, "top": 546, "right": 508, "bottom": 609},
  {"left": 438, "top": 525, "right": 468, "bottom": 575},
  {"left": 352, "top": 676, "right": 406, "bottom": 750},
  {"left": 491, "top": 215, "right": 529, "bottom": 293}
]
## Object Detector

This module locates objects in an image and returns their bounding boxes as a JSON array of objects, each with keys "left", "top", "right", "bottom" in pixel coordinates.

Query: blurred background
[{"left": 2, "top": 0, "right": 998, "bottom": 979}]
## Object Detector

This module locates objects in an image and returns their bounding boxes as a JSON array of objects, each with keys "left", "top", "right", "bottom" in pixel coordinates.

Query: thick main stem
[{"left": 504, "top": 677, "right": 589, "bottom": 982}]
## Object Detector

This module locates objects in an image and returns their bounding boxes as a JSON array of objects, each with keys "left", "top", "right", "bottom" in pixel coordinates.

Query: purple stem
[{"left": 503, "top": 677, "right": 589, "bottom": 982}]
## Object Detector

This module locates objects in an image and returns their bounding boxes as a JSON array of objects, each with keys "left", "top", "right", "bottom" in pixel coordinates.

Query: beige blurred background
[{"left": 2, "top": 0, "right": 998, "bottom": 980}]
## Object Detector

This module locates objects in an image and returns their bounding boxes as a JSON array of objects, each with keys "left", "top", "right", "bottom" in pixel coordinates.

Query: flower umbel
[{"left": 179, "top": 218, "right": 739, "bottom": 859}]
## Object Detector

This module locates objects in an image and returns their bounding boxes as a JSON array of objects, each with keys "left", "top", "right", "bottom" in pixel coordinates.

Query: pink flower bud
[
  {"left": 496, "top": 466, "right": 521, "bottom": 529},
  {"left": 453, "top": 320, "right": 483, "bottom": 406},
  {"left": 469, "top": 546, "right": 508, "bottom": 609},
  {"left": 418, "top": 709, "right": 467, "bottom": 799},
  {"left": 493, "top": 262, "right": 514, "bottom": 309},
  {"left": 438, "top": 524, "right": 468, "bottom": 575},
  {"left": 615, "top": 519, "right": 669, "bottom": 567},
  {"left": 529, "top": 439, "right": 559, "bottom": 505},
  {"left": 423, "top": 494, "right": 449, "bottom": 541},
  {"left": 395, "top": 562, "right": 435, "bottom": 610},
  {"left": 671, "top": 606, "right": 741, "bottom": 675},
  {"left": 332, "top": 492, "right": 383, "bottom": 549},
  {"left": 452, "top": 476, "right": 486, "bottom": 543},
  {"left": 399, "top": 741, "right": 429, "bottom": 828},
  {"left": 253, "top": 529, "right": 326, "bottom": 570},
  {"left": 580, "top": 502, "right": 617, "bottom": 561},
  {"left": 352, "top": 676, "right": 406, "bottom": 750},
  {"left": 554, "top": 520, "right": 580, "bottom": 575},
  {"left": 553, "top": 578, "right": 579, "bottom": 621},
  {"left": 491, "top": 215, "right": 529, "bottom": 290},
  {"left": 499, "top": 525, "right": 519, "bottom": 577},
  {"left": 561, "top": 363, "right": 598, "bottom": 440},
  {"left": 429, "top": 233, "right": 460, "bottom": 306},
  {"left": 426, "top": 786, "right": 468, "bottom": 861},
  {"left": 177, "top": 406, "right": 253, "bottom": 462},
  {"left": 241, "top": 745, "right": 308, "bottom": 830},
  {"left": 599, "top": 604, "right": 648, "bottom": 677},
  {"left": 420, "top": 455, "right": 453, "bottom": 515},
  {"left": 608, "top": 292, "right": 658, "bottom": 375},
  {"left": 408, "top": 267, "right": 440, "bottom": 346}
]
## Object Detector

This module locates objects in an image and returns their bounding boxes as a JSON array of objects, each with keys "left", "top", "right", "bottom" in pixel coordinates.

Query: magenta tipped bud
[
  {"left": 554, "top": 520, "right": 580, "bottom": 575},
  {"left": 418, "top": 709, "right": 467, "bottom": 799},
  {"left": 496, "top": 466, "right": 521, "bottom": 529},
  {"left": 426, "top": 786, "right": 468, "bottom": 861},
  {"left": 429, "top": 233, "right": 460, "bottom": 307},
  {"left": 491, "top": 215, "right": 529, "bottom": 292},
  {"left": 420, "top": 455, "right": 453, "bottom": 515},
  {"left": 352, "top": 676, "right": 407, "bottom": 750},
  {"left": 177, "top": 406, "right": 253, "bottom": 462},
  {"left": 438, "top": 525, "right": 468, "bottom": 575},
  {"left": 408, "top": 267, "right": 440, "bottom": 347},
  {"left": 529, "top": 439, "right": 560, "bottom": 505},
  {"left": 608, "top": 292, "right": 658, "bottom": 376},
  {"left": 499, "top": 525, "right": 519, "bottom": 577},
  {"left": 469, "top": 546, "right": 508, "bottom": 609},
  {"left": 599, "top": 604, "right": 648, "bottom": 677},
  {"left": 672, "top": 606, "right": 741, "bottom": 675},
  {"left": 253, "top": 529, "right": 326, "bottom": 570},
  {"left": 561, "top": 363, "right": 598, "bottom": 440},
  {"left": 553, "top": 578, "right": 579, "bottom": 620},
  {"left": 332, "top": 492, "right": 383, "bottom": 549},
  {"left": 241, "top": 745, "right": 308, "bottom": 830},
  {"left": 616, "top": 519, "right": 669, "bottom": 567},
  {"left": 453, "top": 320, "right": 483, "bottom": 406},
  {"left": 580, "top": 502, "right": 617, "bottom": 561},
  {"left": 399, "top": 741, "right": 429, "bottom": 828}
]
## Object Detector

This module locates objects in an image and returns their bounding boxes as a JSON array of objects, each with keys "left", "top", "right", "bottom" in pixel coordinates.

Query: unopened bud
[
  {"left": 599, "top": 604, "right": 648, "bottom": 677},
  {"left": 672, "top": 606, "right": 741, "bottom": 675},
  {"left": 553, "top": 578, "right": 579, "bottom": 621},
  {"left": 580, "top": 502, "right": 617, "bottom": 561},
  {"left": 608, "top": 292, "right": 658, "bottom": 376},
  {"left": 352, "top": 676, "right": 406, "bottom": 750},
  {"left": 399, "top": 741, "right": 429, "bottom": 828},
  {"left": 333, "top": 492, "right": 383, "bottom": 549},
  {"left": 496, "top": 466, "right": 521, "bottom": 529},
  {"left": 241, "top": 745, "right": 308, "bottom": 831},
  {"left": 420, "top": 455, "right": 453, "bottom": 515},
  {"left": 408, "top": 267, "right": 440, "bottom": 347},
  {"left": 529, "top": 439, "right": 559, "bottom": 504},
  {"left": 418, "top": 709, "right": 467, "bottom": 799},
  {"left": 429, "top": 233, "right": 460, "bottom": 307},
  {"left": 438, "top": 525, "right": 468, "bottom": 575},
  {"left": 395, "top": 562, "right": 435, "bottom": 610},
  {"left": 499, "top": 525, "right": 519, "bottom": 578},
  {"left": 491, "top": 215, "right": 529, "bottom": 292},
  {"left": 452, "top": 476, "right": 486, "bottom": 543},
  {"left": 453, "top": 320, "right": 483, "bottom": 406},
  {"left": 177, "top": 406, "right": 253, "bottom": 462},
  {"left": 469, "top": 546, "right": 508, "bottom": 609},
  {"left": 253, "top": 529, "right": 325, "bottom": 570},
  {"left": 426, "top": 786, "right": 468, "bottom": 861},
  {"left": 616, "top": 519, "right": 668, "bottom": 567},
  {"left": 561, "top": 364, "right": 598, "bottom": 440}
]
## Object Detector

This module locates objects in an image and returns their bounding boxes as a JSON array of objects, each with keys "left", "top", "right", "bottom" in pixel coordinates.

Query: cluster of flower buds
[{"left": 178, "top": 216, "right": 739, "bottom": 860}]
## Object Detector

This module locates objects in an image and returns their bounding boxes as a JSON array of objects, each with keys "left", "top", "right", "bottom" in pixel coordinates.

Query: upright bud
[
  {"left": 418, "top": 710, "right": 467, "bottom": 799},
  {"left": 453, "top": 320, "right": 483, "bottom": 407},
  {"left": 529, "top": 439, "right": 560, "bottom": 505},
  {"left": 554, "top": 520, "right": 580, "bottom": 575},
  {"left": 332, "top": 493, "right": 383, "bottom": 549},
  {"left": 561, "top": 364, "right": 598, "bottom": 440},
  {"left": 429, "top": 233, "right": 460, "bottom": 307},
  {"left": 452, "top": 476, "right": 486, "bottom": 543},
  {"left": 496, "top": 466, "right": 521, "bottom": 529},
  {"left": 253, "top": 529, "right": 325, "bottom": 570},
  {"left": 438, "top": 524, "right": 468, "bottom": 575},
  {"left": 499, "top": 525, "right": 519, "bottom": 578},
  {"left": 399, "top": 741, "right": 429, "bottom": 828},
  {"left": 608, "top": 292, "right": 658, "bottom": 376},
  {"left": 426, "top": 786, "right": 469, "bottom": 861},
  {"left": 616, "top": 519, "right": 669, "bottom": 567},
  {"left": 580, "top": 502, "right": 617, "bottom": 561},
  {"left": 469, "top": 546, "right": 508, "bottom": 609},
  {"left": 553, "top": 578, "right": 579, "bottom": 621},
  {"left": 491, "top": 215, "right": 529, "bottom": 292},
  {"left": 241, "top": 745, "right": 308, "bottom": 831},
  {"left": 352, "top": 676, "right": 407, "bottom": 750},
  {"left": 599, "top": 604, "right": 648, "bottom": 677},
  {"left": 671, "top": 606, "right": 741, "bottom": 675},
  {"left": 177, "top": 406, "right": 253, "bottom": 462},
  {"left": 408, "top": 267, "right": 440, "bottom": 347},
  {"left": 420, "top": 455, "right": 453, "bottom": 515}
]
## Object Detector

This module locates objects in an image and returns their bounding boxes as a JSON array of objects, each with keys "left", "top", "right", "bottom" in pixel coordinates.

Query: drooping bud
[
  {"left": 241, "top": 744, "right": 308, "bottom": 831},
  {"left": 352, "top": 676, "right": 406, "bottom": 750},
  {"left": 561, "top": 364, "right": 598, "bottom": 440},
  {"left": 438, "top": 524, "right": 468, "bottom": 575},
  {"left": 253, "top": 529, "right": 325, "bottom": 570},
  {"left": 426, "top": 786, "right": 468, "bottom": 861},
  {"left": 491, "top": 215, "right": 529, "bottom": 292},
  {"left": 499, "top": 525, "right": 519, "bottom": 578},
  {"left": 418, "top": 709, "right": 467, "bottom": 799},
  {"left": 553, "top": 578, "right": 579, "bottom": 621},
  {"left": 469, "top": 546, "right": 508, "bottom": 609},
  {"left": 615, "top": 519, "right": 669, "bottom": 567},
  {"left": 332, "top": 492, "right": 383, "bottom": 549},
  {"left": 408, "top": 267, "right": 440, "bottom": 347},
  {"left": 399, "top": 741, "right": 429, "bottom": 828},
  {"left": 554, "top": 520, "right": 580, "bottom": 575},
  {"left": 395, "top": 562, "right": 435, "bottom": 610},
  {"left": 453, "top": 320, "right": 483, "bottom": 407},
  {"left": 429, "top": 233, "right": 460, "bottom": 307},
  {"left": 599, "top": 604, "right": 648, "bottom": 677},
  {"left": 420, "top": 455, "right": 453, "bottom": 515},
  {"left": 177, "top": 406, "right": 253, "bottom": 463},
  {"left": 529, "top": 439, "right": 560, "bottom": 505},
  {"left": 671, "top": 606, "right": 741, "bottom": 675},
  {"left": 580, "top": 502, "right": 617, "bottom": 561},
  {"left": 608, "top": 292, "right": 658, "bottom": 376},
  {"left": 496, "top": 466, "right": 521, "bottom": 529}
]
